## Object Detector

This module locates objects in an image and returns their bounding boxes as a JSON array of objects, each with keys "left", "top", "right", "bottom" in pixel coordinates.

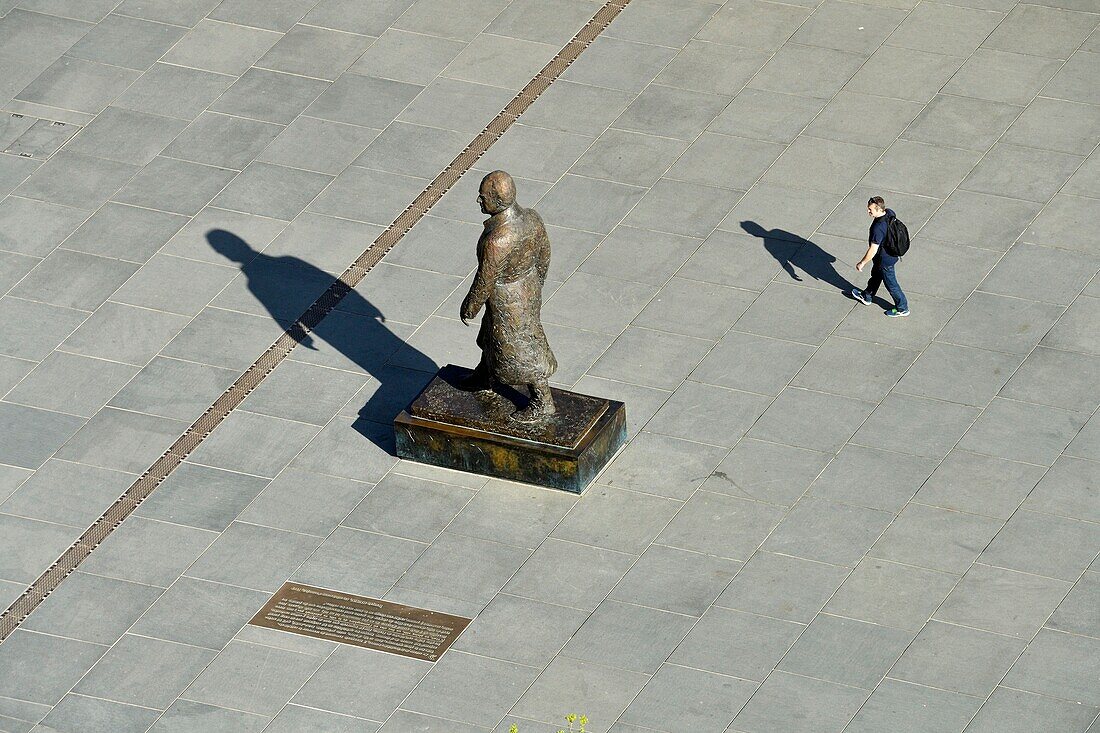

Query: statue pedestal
[{"left": 394, "top": 365, "right": 626, "bottom": 493}]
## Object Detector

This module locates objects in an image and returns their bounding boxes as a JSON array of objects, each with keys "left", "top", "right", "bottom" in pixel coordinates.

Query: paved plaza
[{"left": 1, "top": 0, "right": 1099, "bottom": 730}]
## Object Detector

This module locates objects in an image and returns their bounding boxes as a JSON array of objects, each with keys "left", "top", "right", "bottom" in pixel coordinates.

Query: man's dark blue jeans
[{"left": 866, "top": 250, "right": 908, "bottom": 311}]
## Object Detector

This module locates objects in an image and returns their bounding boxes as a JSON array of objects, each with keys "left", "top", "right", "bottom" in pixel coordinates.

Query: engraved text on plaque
[{"left": 249, "top": 582, "right": 471, "bottom": 661}]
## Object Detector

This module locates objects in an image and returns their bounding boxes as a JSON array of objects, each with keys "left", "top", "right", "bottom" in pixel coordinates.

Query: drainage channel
[{"left": 0, "top": 0, "right": 633, "bottom": 642}]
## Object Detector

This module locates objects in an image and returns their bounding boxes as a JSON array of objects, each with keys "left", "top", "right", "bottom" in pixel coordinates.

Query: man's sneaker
[
  {"left": 851, "top": 288, "right": 872, "bottom": 305},
  {"left": 885, "top": 308, "right": 910, "bottom": 318}
]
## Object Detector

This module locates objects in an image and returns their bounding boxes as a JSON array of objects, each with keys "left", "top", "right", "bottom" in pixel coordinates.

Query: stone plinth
[{"left": 394, "top": 365, "right": 626, "bottom": 493}]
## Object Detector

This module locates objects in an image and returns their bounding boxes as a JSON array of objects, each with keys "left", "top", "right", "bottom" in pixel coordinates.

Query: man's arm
[
  {"left": 461, "top": 235, "right": 504, "bottom": 325},
  {"left": 855, "top": 243, "right": 878, "bottom": 272}
]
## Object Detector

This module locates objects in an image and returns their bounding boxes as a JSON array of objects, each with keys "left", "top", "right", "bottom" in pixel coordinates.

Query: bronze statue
[{"left": 460, "top": 171, "right": 558, "bottom": 423}]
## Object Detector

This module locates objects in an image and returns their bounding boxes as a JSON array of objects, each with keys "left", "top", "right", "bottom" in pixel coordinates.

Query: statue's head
[{"left": 478, "top": 170, "right": 516, "bottom": 215}]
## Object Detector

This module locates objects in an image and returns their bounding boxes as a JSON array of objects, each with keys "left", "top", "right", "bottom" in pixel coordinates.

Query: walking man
[{"left": 852, "top": 196, "right": 909, "bottom": 317}]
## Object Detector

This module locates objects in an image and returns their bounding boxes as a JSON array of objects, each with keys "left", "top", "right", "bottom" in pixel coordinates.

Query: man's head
[
  {"left": 867, "top": 196, "right": 886, "bottom": 218},
  {"left": 478, "top": 170, "right": 516, "bottom": 215}
]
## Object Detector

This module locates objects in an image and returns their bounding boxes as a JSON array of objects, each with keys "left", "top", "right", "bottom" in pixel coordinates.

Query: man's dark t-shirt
[{"left": 870, "top": 208, "right": 898, "bottom": 264}]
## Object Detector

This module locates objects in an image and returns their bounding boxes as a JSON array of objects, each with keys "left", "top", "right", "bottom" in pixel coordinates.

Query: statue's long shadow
[
  {"left": 206, "top": 229, "right": 437, "bottom": 453},
  {"left": 740, "top": 220, "right": 858, "bottom": 295}
]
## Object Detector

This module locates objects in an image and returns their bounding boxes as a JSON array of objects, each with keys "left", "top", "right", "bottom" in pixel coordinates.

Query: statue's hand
[{"left": 460, "top": 298, "right": 476, "bottom": 325}]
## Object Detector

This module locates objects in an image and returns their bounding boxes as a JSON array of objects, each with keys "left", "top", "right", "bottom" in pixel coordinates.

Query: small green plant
[{"left": 508, "top": 713, "right": 589, "bottom": 733}]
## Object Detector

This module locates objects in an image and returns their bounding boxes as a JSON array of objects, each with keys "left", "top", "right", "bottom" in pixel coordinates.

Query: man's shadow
[
  {"left": 207, "top": 229, "right": 437, "bottom": 452},
  {"left": 740, "top": 220, "right": 858, "bottom": 295}
]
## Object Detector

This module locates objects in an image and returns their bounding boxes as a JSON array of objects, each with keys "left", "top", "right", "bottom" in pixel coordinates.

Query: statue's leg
[
  {"left": 460, "top": 360, "right": 494, "bottom": 392},
  {"left": 512, "top": 380, "right": 555, "bottom": 422}
]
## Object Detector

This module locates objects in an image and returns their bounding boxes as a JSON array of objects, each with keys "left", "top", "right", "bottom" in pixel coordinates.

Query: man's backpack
[{"left": 884, "top": 213, "right": 910, "bottom": 257}]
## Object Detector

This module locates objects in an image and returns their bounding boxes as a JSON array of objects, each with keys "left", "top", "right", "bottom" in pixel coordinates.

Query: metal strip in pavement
[{"left": 0, "top": 0, "right": 633, "bottom": 643}]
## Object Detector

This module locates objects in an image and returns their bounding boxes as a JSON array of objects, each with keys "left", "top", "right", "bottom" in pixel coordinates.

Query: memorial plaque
[{"left": 249, "top": 582, "right": 471, "bottom": 661}]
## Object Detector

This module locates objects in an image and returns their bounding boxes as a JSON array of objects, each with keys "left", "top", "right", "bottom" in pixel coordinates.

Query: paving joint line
[{"left": 0, "top": 0, "right": 635, "bottom": 643}]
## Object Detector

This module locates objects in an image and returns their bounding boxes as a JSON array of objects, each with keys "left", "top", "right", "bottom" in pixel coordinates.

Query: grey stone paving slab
[
  {"left": 870, "top": 502, "right": 1003, "bottom": 573},
  {"left": 148, "top": 699, "right": 270, "bottom": 732},
  {"left": 16, "top": 56, "right": 141, "bottom": 116},
  {"left": 182, "top": 638, "right": 325, "bottom": 716},
  {"left": 703, "top": 438, "right": 827, "bottom": 508},
  {"left": 37, "top": 694, "right": 162, "bottom": 733},
  {"left": 959, "top": 397, "right": 1088, "bottom": 466},
  {"left": 965, "top": 687, "right": 1099, "bottom": 733},
  {"left": 696, "top": 0, "right": 809, "bottom": 50},
  {"left": 647, "top": 380, "right": 770, "bottom": 447},
  {"left": 749, "top": 43, "right": 866, "bottom": 100},
  {"left": 731, "top": 670, "right": 868, "bottom": 733},
  {"left": 1046, "top": 50, "right": 1100, "bottom": 106},
  {"left": 946, "top": 290, "right": 1067, "bottom": 355},
  {"left": 560, "top": 35, "right": 675, "bottom": 93},
  {"left": 189, "top": 520, "right": 323, "bottom": 592},
  {"left": 826, "top": 557, "right": 955, "bottom": 632},
  {"left": 105, "top": 358, "right": 229, "bottom": 424},
  {"left": 67, "top": 13, "right": 185, "bottom": 72},
  {"left": 810, "top": 445, "right": 938, "bottom": 513},
  {"left": 75, "top": 633, "right": 217, "bottom": 709},
  {"left": 114, "top": 63, "right": 234, "bottom": 122},
  {"left": 135, "top": 462, "right": 267, "bottom": 533},
  {"left": 518, "top": 80, "right": 637, "bottom": 138},
  {"left": 1043, "top": 294, "right": 1100, "bottom": 355},
  {"left": 920, "top": 190, "right": 1042, "bottom": 252},
  {"left": 54, "top": 406, "right": 186, "bottom": 474},
  {"left": 1003, "top": 628, "right": 1100, "bottom": 705},
  {"left": 979, "top": 508, "right": 1100, "bottom": 581},
  {"left": 621, "top": 663, "right": 756, "bottom": 733},
  {"left": 1025, "top": 454, "right": 1100, "bottom": 523},
  {"left": 1047, "top": 570, "right": 1100, "bottom": 638},
  {"left": 15, "top": 150, "right": 137, "bottom": 210},
  {"left": 655, "top": 39, "right": 768, "bottom": 97},
  {"left": 1004, "top": 347, "right": 1100, "bottom": 415},
  {"left": 890, "top": 620, "right": 1026, "bottom": 698},
  {"left": 945, "top": 48, "right": 1063, "bottom": 106},
  {"left": 452, "top": 592, "right": 587, "bottom": 667},
  {"left": 510, "top": 657, "right": 649, "bottom": 733},
  {"left": 845, "top": 678, "right": 982, "bottom": 733},
  {"left": 130, "top": 575, "right": 268, "bottom": 650},
  {"left": 21, "top": 570, "right": 161, "bottom": 645},
  {"left": 0, "top": 512, "right": 81, "bottom": 583},
  {"left": 936, "top": 563, "right": 1072, "bottom": 638},
  {"left": 749, "top": 386, "right": 875, "bottom": 453},
  {"left": 984, "top": 4, "right": 1099, "bottom": 59},
  {"left": 962, "top": 143, "right": 1083, "bottom": 203},
  {"left": 401, "top": 651, "right": 538, "bottom": 728},
  {"left": 658, "top": 490, "right": 785, "bottom": 560},
  {"left": 267, "top": 705, "right": 380, "bottom": 733},
  {"left": 113, "top": 0, "right": 220, "bottom": 27},
  {"left": 600, "top": 431, "right": 725, "bottom": 501},
  {"left": 398, "top": 78, "right": 513, "bottom": 135},
  {"left": 0, "top": 459, "right": 131, "bottom": 529},
  {"left": 395, "top": 531, "right": 530, "bottom": 606},
  {"left": 162, "top": 18, "right": 280, "bottom": 76},
  {"left": 448, "top": 480, "right": 576, "bottom": 550},
  {"left": 612, "top": 544, "right": 739, "bottom": 616},
  {"left": 1025, "top": 193, "right": 1100, "bottom": 257},
  {"left": 779, "top": 613, "right": 914, "bottom": 689},
  {"left": 915, "top": 449, "right": 1045, "bottom": 519},
  {"left": 672, "top": 604, "right": 803, "bottom": 681},
  {"left": 897, "top": 341, "right": 1021, "bottom": 407},
  {"left": 6, "top": 351, "right": 136, "bottom": 418},
  {"left": 292, "top": 645, "right": 430, "bottom": 721},
  {"left": 57, "top": 301, "right": 187, "bottom": 367},
  {"left": 11, "top": 248, "right": 138, "bottom": 311},
  {"left": 764, "top": 497, "right": 894, "bottom": 567},
  {"left": 0, "top": 195, "right": 87, "bottom": 258},
  {"left": 503, "top": 537, "right": 636, "bottom": 610},
  {"left": 855, "top": 392, "right": 980, "bottom": 459},
  {"left": 62, "top": 201, "right": 188, "bottom": 263},
  {"left": 847, "top": 46, "right": 963, "bottom": 104},
  {"left": 113, "top": 156, "right": 237, "bottom": 216},
  {"left": 0, "top": 630, "right": 106, "bottom": 706},
  {"left": 563, "top": 598, "right": 690, "bottom": 669}
]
